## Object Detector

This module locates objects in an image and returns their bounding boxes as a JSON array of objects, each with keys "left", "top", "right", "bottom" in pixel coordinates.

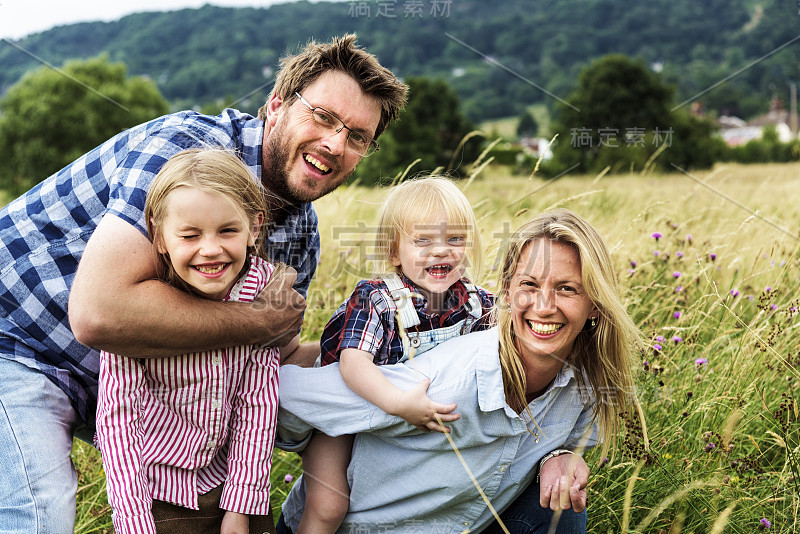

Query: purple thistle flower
[
  {"left": 704, "top": 442, "right": 716, "bottom": 452},
  {"left": 730, "top": 289, "right": 739, "bottom": 297},
  {"left": 709, "top": 253, "right": 717, "bottom": 262},
  {"left": 653, "top": 250, "right": 660, "bottom": 257},
  {"left": 630, "top": 260, "right": 637, "bottom": 268},
  {"left": 675, "top": 251, "right": 684, "bottom": 258},
  {"left": 653, "top": 344, "right": 662, "bottom": 352},
  {"left": 651, "top": 232, "right": 662, "bottom": 242},
  {"left": 628, "top": 269, "right": 636, "bottom": 276},
  {"left": 673, "top": 311, "right": 682, "bottom": 319},
  {"left": 695, "top": 358, "right": 708, "bottom": 368},
  {"left": 284, "top": 474, "right": 294, "bottom": 483},
  {"left": 656, "top": 335, "right": 665, "bottom": 343},
  {"left": 673, "top": 336, "right": 683, "bottom": 344},
  {"left": 765, "top": 286, "right": 772, "bottom": 292},
  {"left": 673, "top": 271, "right": 681, "bottom": 278},
  {"left": 675, "top": 286, "right": 684, "bottom": 293},
  {"left": 771, "top": 304, "right": 778, "bottom": 311},
  {"left": 686, "top": 234, "right": 693, "bottom": 244},
  {"left": 759, "top": 518, "right": 771, "bottom": 530}
]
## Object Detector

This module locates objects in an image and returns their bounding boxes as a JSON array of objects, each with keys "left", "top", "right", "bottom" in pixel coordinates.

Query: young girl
[
  {"left": 96, "top": 149, "right": 279, "bottom": 534},
  {"left": 297, "top": 177, "right": 495, "bottom": 533}
]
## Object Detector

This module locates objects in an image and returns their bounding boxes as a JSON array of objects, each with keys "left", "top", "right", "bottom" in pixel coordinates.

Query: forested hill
[{"left": 1, "top": 0, "right": 798, "bottom": 122}]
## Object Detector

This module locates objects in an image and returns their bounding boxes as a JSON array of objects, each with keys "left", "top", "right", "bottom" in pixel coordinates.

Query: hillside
[{"left": 0, "top": 0, "right": 798, "bottom": 122}]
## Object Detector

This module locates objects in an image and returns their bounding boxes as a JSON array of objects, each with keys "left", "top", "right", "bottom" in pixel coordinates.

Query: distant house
[{"left": 718, "top": 97, "right": 799, "bottom": 146}]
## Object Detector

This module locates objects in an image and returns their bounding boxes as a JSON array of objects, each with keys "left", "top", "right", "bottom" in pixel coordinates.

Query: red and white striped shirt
[{"left": 96, "top": 257, "right": 279, "bottom": 534}]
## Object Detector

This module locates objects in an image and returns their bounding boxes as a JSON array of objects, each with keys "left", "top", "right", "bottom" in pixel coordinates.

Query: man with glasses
[{"left": 0, "top": 34, "right": 406, "bottom": 534}]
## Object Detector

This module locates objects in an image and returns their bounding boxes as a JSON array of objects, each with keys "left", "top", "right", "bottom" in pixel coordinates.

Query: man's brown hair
[{"left": 257, "top": 34, "right": 407, "bottom": 139}]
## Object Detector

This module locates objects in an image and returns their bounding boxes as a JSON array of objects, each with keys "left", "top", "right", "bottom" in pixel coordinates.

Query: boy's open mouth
[{"left": 425, "top": 264, "right": 453, "bottom": 277}]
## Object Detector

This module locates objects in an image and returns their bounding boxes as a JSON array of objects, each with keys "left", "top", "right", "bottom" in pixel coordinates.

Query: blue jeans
[
  {"left": 0, "top": 357, "right": 80, "bottom": 534},
  {"left": 275, "top": 477, "right": 587, "bottom": 533}
]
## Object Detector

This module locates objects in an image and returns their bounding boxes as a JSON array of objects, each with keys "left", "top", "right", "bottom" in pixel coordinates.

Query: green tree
[
  {"left": 547, "top": 54, "right": 718, "bottom": 175},
  {"left": 516, "top": 110, "right": 539, "bottom": 138},
  {"left": 0, "top": 55, "right": 169, "bottom": 193},
  {"left": 353, "top": 77, "right": 480, "bottom": 186}
]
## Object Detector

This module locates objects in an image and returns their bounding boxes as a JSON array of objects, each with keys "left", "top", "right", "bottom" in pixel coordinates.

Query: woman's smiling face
[{"left": 506, "top": 238, "right": 597, "bottom": 366}]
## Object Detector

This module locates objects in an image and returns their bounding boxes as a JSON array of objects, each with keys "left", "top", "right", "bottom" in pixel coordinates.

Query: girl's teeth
[
  {"left": 196, "top": 264, "right": 224, "bottom": 274},
  {"left": 305, "top": 154, "right": 330, "bottom": 173},
  {"left": 528, "top": 321, "right": 563, "bottom": 335}
]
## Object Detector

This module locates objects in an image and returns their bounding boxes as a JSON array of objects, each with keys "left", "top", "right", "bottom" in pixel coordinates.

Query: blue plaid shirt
[
  {"left": 319, "top": 275, "right": 494, "bottom": 366},
  {"left": 0, "top": 109, "right": 319, "bottom": 423}
]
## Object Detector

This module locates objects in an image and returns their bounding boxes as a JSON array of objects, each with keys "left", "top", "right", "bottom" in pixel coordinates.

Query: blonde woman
[{"left": 277, "top": 209, "right": 645, "bottom": 533}]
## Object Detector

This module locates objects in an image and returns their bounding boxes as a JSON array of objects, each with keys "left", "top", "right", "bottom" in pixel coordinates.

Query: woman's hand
[
  {"left": 394, "top": 378, "right": 460, "bottom": 433},
  {"left": 220, "top": 510, "right": 249, "bottom": 534},
  {"left": 538, "top": 452, "right": 589, "bottom": 512}
]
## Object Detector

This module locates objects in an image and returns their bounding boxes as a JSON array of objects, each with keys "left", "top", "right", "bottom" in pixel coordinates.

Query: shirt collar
[{"left": 474, "top": 327, "right": 577, "bottom": 416}]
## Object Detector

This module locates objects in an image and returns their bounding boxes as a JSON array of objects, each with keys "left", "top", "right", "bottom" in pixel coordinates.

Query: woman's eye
[{"left": 558, "top": 285, "right": 577, "bottom": 293}]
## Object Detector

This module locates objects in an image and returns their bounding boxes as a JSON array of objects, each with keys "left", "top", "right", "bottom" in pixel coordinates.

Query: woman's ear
[{"left": 248, "top": 212, "right": 265, "bottom": 247}]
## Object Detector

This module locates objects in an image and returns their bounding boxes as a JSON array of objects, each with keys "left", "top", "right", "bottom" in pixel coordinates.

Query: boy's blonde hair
[
  {"left": 493, "top": 208, "right": 647, "bottom": 458},
  {"left": 258, "top": 34, "right": 407, "bottom": 140},
  {"left": 373, "top": 177, "right": 481, "bottom": 278},
  {"left": 145, "top": 148, "right": 268, "bottom": 297}
]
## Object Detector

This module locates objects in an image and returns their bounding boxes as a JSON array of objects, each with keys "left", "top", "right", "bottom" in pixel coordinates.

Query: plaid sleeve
[
  {"left": 470, "top": 285, "right": 497, "bottom": 332},
  {"left": 319, "top": 281, "right": 391, "bottom": 365}
]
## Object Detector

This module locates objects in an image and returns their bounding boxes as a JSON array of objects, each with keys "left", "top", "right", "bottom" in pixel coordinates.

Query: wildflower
[
  {"left": 630, "top": 260, "right": 637, "bottom": 268},
  {"left": 599, "top": 457, "right": 610, "bottom": 467},
  {"left": 771, "top": 304, "right": 778, "bottom": 311},
  {"left": 284, "top": 474, "right": 294, "bottom": 483},
  {"left": 675, "top": 286, "right": 684, "bottom": 293},
  {"left": 675, "top": 251, "right": 684, "bottom": 258},
  {"left": 663, "top": 453, "right": 672, "bottom": 460},
  {"left": 643, "top": 360, "right": 650, "bottom": 371},
  {"left": 628, "top": 269, "right": 636, "bottom": 276},
  {"left": 651, "top": 232, "right": 663, "bottom": 242},
  {"left": 673, "top": 336, "right": 682, "bottom": 344},
  {"left": 653, "top": 250, "right": 660, "bottom": 257},
  {"left": 780, "top": 260, "right": 786, "bottom": 267},
  {"left": 686, "top": 391, "right": 693, "bottom": 400},
  {"left": 759, "top": 518, "right": 771, "bottom": 530},
  {"left": 765, "top": 286, "right": 772, "bottom": 292},
  {"left": 656, "top": 335, "right": 665, "bottom": 343},
  {"left": 673, "top": 311, "right": 682, "bottom": 319},
  {"left": 653, "top": 344, "right": 662, "bottom": 353},
  {"left": 695, "top": 357, "right": 708, "bottom": 368},
  {"left": 709, "top": 253, "right": 717, "bottom": 262},
  {"left": 704, "top": 442, "right": 716, "bottom": 452},
  {"left": 730, "top": 289, "right": 739, "bottom": 297},
  {"left": 730, "top": 475, "right": 739, "bottom": 484},
  {"left": 672, "top": 271, "right": 681, "bottom": 278},
  {"left": 686, "top": 234, "right": 693, "bottom": 244}
]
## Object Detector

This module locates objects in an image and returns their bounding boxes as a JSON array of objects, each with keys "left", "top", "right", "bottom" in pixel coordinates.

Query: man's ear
[
  {"left": 265, "top": 93, "right": 284, "bottom": 129},
  {"left": 249, "top": 212, "right": 265, "bottom": 247}
]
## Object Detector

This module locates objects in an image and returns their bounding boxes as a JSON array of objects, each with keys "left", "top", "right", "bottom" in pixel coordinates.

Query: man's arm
[{"left": 69, "top": 215, "right": 305, "bottom": 357}]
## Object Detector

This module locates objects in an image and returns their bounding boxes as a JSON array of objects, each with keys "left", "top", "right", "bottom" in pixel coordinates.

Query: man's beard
[{"left": 262, "top": 122, "right": 352, "bottom": 206}]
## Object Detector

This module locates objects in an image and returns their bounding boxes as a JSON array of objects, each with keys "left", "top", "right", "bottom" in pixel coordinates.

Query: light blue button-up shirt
[{"left": 278, "top": 327, "right": 598, "bottom": 533}]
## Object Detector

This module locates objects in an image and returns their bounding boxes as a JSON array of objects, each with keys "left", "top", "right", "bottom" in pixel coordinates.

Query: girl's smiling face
[
  {"left": 506, "top": 238, "right": 597, "bottom": 366},
  {"left": 156, "top": 186, "right": 261, "bottom": 300}
]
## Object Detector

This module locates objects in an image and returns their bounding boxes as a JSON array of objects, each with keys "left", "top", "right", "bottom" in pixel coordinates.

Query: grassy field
[{"left": 71, "top": 161, "right": 800, "bottom": 532}]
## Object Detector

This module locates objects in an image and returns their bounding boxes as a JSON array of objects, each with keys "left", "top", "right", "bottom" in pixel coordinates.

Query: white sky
[{"left": 0, "top": 0, "right": 345, "bottom": 40}]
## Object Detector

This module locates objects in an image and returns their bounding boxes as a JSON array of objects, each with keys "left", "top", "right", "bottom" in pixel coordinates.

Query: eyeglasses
[{"left": 294, "top": 92, "right": 380, "bottom": 157}]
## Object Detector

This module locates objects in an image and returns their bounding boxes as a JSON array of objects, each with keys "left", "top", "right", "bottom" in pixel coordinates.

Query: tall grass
[{"left": 72, "top": 162, "right": 800, "bottom": 532}]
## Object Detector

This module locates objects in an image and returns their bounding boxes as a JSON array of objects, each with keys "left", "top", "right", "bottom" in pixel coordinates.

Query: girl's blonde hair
[
  {"left": 493, "top": 208, "right": 646, "bottom": 458},
  {"left": 145, "top": 148, "right": 269, "bottom": 297},
  {"left": 373, "top": 177, "right": 481, "bottom": 278}
]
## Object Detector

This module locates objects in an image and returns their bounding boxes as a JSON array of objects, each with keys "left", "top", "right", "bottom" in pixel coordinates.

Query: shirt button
[
  {"left": 498, "top": 465, "right": 507, "bottom": 472},
  {"left": 211, "top": 399, "right": 221, "bottom": 409},
  {"left": 212, "top": 356, "right": 222, "bottom": 365},
  {"left": 206, "top": 439, "right": 216, "bottom": 449},
  {"left": 462, "top": 521, "right": 470, "bottom": 527}
]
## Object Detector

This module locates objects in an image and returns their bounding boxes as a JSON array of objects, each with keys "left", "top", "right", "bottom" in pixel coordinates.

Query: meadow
[{"left": 70, "top": 161, "right": 800, "bottom": 533}]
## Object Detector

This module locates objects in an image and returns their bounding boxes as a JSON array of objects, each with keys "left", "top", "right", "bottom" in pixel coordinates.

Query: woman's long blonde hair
[{"left": 493, "top": 208, "right": 647, "bottom": 457}]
